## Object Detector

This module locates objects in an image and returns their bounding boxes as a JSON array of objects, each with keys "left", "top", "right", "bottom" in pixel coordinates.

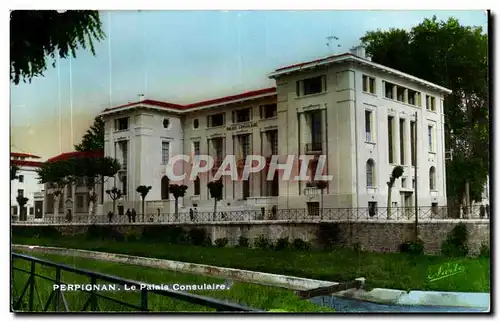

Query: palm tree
[
  {"left": 136, "top": 185, "right": 152, "bottom": 222},
  {"left": 207, "top": 179, "right": 223, "bottom": 221},
  {"left": 387, "top": 165, "right": 404, "bottom": 219},
  {"left": 315, "top": 180, "right": 329, "bottom": 219},
  {"left": 169, "top": 184, "right": 188, "bottom": 221},
  {"left": 16, "top": 195, "right": 29, "bottom": 221},
  {"left": 10, "top": 164, "right": 19, "bottom": 181}
]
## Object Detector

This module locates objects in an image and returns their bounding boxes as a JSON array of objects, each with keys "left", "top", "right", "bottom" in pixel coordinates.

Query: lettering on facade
[{"left": 226, "top": 122, "right": 258, "bottom": 131}]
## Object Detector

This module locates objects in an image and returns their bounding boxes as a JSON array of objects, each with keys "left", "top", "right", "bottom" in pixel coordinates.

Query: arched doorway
[{"left": 161, "top": 176, "right": 170, "bottom": 200}]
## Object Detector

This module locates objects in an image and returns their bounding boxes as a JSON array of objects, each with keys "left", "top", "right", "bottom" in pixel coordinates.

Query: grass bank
[
  {"left": 12, "top": 250, "right": 331, "bottom": 312},
  {"left": 12, "top": 236, "right": 490, "bottom": 293}
]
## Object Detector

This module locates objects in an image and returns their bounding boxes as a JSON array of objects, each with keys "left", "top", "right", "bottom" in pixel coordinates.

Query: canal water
[{"left": 310, "top": 296, "right": 488, "bottom": 312}]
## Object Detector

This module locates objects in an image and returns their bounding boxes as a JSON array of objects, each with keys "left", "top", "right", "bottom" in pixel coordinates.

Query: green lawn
[
  {"left": 13, "top": 236, "right": 490, "bottom": 293},
  {"left": 12, "top": 250, "right": 332, "bottom": 312}
]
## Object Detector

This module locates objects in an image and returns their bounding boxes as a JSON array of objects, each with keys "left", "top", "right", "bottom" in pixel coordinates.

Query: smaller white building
[{"left": 10, "top": 152, "right": 45, "bottom": 220}]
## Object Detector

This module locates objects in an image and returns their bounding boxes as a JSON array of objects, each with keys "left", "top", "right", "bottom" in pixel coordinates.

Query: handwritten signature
[{"left": 428, "top": 262, "right": 466, "bottom": 282}]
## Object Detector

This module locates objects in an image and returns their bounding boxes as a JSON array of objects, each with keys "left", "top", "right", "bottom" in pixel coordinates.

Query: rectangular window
[
  {"left": 260, "top": 104, "right": 277, "bottom": 119},
  {"left": 401, "top": 178, "right": 407, "bottom": 188},
  {"left": 119, "top": 141, "right": 128, "bottom": 170},
  {"left": 162, "top": 141, "right": 170, "bottom": 164},
  {"left": 388, "top": 116, "right": 394, "bottom": 163},
  {"left": 384, "top": 82, "right": 395, "bottom": 99},
  {"left": 17, "top": 189, "right": 24, "bottom": 198},
  {"left": 233, "top": 108, "right": 251, "bottom": 123},
  {"left": 426, "top": 95, "right": 436, "bottom": 111},
  {"left": 362, "top": 75, "right": 376, "bottom": 94},
  {"left": 76, "top": 195, "right": 84, "bottom": 209},
  {"left": 428, "top": 125, "right": 434, "bottom": 152},
  {"left": 399, "top": 119, "right": 405, "bottom": 164},
  {"left": 122, "top": 174, "right": 127, "bottom": 196},
  {"left": 368, "top": 202, "right": 378, "bottom": 217},
  {"left": 365, "top": 110, "right": 373, "bottom": 142},
  {"left": 193, "top": 141, "right": 200, "bottom": 155},
  {"left": 239, "top": 134, "right": 251, "bottom": 157},
  {"left": 29, "top": 207, "right": 34, "bottom": 215},
  {"left": 18, "top": 175, "right": 24, "bottom": 183},
  {"left": 212, "top": 138, "right": 224, "bottom": 163},
  {"left": 307, "top": 202, "right": 320, "bottom": 216},
  {"left": 311, "top": 110, "right": 323, "bottom": 147},
  {"left": 397, "top": 87, "right": 405, "bottom": 102},
  {"left": 115, "top": 117, "right": 129, "bottom": 131},
  {"left": 410, "top": 121, "right": 416, "bottom": 166},
  {"left": 12, "top": 206, "right": 18, "bottom": 215},
  {"left": 208, "top": 113, "right": 225, "bottom": 127},
  {"left": 297, "top": 75, "right": 326, "bottom": 96}
]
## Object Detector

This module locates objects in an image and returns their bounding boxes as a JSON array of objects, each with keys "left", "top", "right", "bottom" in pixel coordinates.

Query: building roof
[
  {"left": 268, "top": 53, "right": 452, "bottom": 94},
  {"left": 11, "top": 160, "right": 43, "bottom": 168},
  {"left": 100, "top": 87, "right": 277, "bottom": 116},
  {"left": 47, "top": 149, "right": 104, "bottom": 163},
  {"left": 11, "top": 152, "right": 41, "bottom": 159}
]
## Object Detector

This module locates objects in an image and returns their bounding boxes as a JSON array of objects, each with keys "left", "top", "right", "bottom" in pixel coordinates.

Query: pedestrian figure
[
  {"left": 479, "top": 205, "right": 485, "bottom": 218},
  {"left": 126, "top": 208, "right": 132, "bottom": 223},
  {"left": 107, "top": 211, "right": 113, "bottom": 223},
  {"left": 131, "top": 208, "right": 137, "bottom": 223},
  {"left": 486, "top": 204, "right": 490, "bottom": 218},
  {"left": 189, "top": 208, "right": 194, "bottom": 222}
]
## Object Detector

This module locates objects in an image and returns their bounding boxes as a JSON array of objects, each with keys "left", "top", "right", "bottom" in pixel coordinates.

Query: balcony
[{"left": 305, "top": 142, "right": 323, "bottom": 154}]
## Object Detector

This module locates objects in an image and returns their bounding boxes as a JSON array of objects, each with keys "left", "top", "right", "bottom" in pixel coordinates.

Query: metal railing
[
  {"left": 12, "top": 205, "right": 489, "bottom": 225},
  {"left": 11, "top": 253, "right": 261, "bottom": 312}
]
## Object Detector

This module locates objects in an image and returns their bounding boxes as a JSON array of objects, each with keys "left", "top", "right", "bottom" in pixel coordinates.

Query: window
[
  {"left": 260, "top": 104, "right": 277, "bottom": 119},
  {"left": 368, "top": 202, "right": 377, "bottom": 217},
  {"left": 208, "top": 113, "right": 225, "bottom": 127},
  {"left": 193, "top": 141, "right": 200, "bottom": 156},
  {"left": 408, "top": 89, "right": 419, "bottom": 106},
  {"left": 267, "top": 130, "right": 278, "bottom": 155},
  {"left": 396, "top": 87, "right": 405, "bottom": 102},
  {"left": 29, "top": 207, "right": 34, "bottom": 215},
  {"left": 307, "top": 202, "right": 320, "bottom": 216},
  {"left": 429, "top": 166, "right": 436, "bottom": 190},
  {"left": 212, "top": 138, "right": 224, "bottom": 163},
  {"left": 115, "top": 117, "right": 129, "bottom": 131},
  {"left": 163, "top": 118, "right": 170, "bottom": 128},
  {"left": 161, "top": 176, "right": 170, "bottom": 200},
  {"left": 12, "top": 206, "right": 17, "bottom": 215},
  {"left": 117, "top": 141, "right": 128, "bottom": 170},
  {"left": 428, "top": 125, "right": 434, "bottom": 152},
  {"left": 399, "top": 119, "right": 405, "bottom": 164},
  {"left": 297, "top": 75, "right": 326, "bottom": 96},
  {"left": 121, "top": 173, "right": 127, "bottom": 196},
  {"left": 410, "top": 121, "right": 416, "bottom": 166},
  {"left": 401, "top": 178, "right": 407, "bottom": 188},
  {"left": 193, "top": 119, "right": 199, "bottom": 129},
  {"left": 426, "top": 95, "right": 436, "bottom": 111},
  {"left": 162, "top": 141, "right": 170, "bottom": 164},
  {"left": 362, "top": 75, "right": 376, "bottom": 94},
  {"left": 365, "top": 110, "right": 373, "bottom": 142},
  {"left": 310, "top": 110, "right": 323, "bottom": 147},
  {"left": 388, "top": 116, "right": 394, "bottom": 163},
  {"left": 239, "top": 134, "right": 251, "bottom": 157},
  {"left": 194, "top": 176, "right": 200, "bottom": 196},
  {"left": 18, "top": 175, "right": 24, "bottom": 183},
  {"left": 17, "top": 189, "right": 24, "bottom": 198},
  {"left": 233, "top": 108, "right": 251, "bottom": 123},
  {"left": 76, "top": 195, "right": 85, "bottom": 209},
  {"left": 431, "top": 202, "right": 439, "bottom": 215},
  {"left": 366, "top": 159, "right": 375, "bottom": 187},
  {"left": 67, "top": 184, "right": 72, "bottom": 198},
  {"left": 384, "top": 82, "right": 395, "bottom": 99}
]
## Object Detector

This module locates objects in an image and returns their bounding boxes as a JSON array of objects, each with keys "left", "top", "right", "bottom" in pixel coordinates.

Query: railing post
[
  {"left": 28, "top": 260, "right": 35, "bottom": 311},
  {"left": 140, "top": 290, "right": 148, "bottom": 311}
]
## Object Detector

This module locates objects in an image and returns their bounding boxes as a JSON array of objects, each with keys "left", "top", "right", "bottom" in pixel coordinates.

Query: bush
[
  {"left": 141, "top": 226, "right": 187, "bottom": 244},
  {"left": 317, "top": 223, "right": 340, "bottom": 249},
  {"left": 187, "top": 228, "right": 211, "bottom": 246},
  {"left": 274, "top": 237, "right": 290, "bottom": 251},
  {"left": 85, "top": 225, "right": 124, "bottom": 241},
  {"left": 479, "top": 243, "right": 490, "bottom": 258},
  {"left": 124, "top": 230, "right": 141, "bottom": 242},
  {"left": 399, "top": 239, "right": 424, "bottom": 255},
  {"left": 237, "top": 236, "right": 249, "bottom": 248},
  {"left": 292, "top": 238, "right": 311, "bottom": 251},
  {"left": 441, "top": 222, "right": 469, "bottom": 257},
  {"left": 214, "top": 238, "right": 229, "bottom": 248},
  {"left": 254, "top": 235, "right": 273, "bottom": 250}
]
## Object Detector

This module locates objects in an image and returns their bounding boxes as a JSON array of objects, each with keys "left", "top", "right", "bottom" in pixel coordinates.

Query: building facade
[
  {"left": 100, "top": 46, "right": 451, "bottom": 215},
  {"left": 10, "top": 152, "right": 44, "bottom": 220}
]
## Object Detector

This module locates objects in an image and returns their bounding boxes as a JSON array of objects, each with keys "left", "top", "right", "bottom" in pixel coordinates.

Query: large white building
[
  {"left": 10, "top": 152, "right": 45, "bottom": 220},
  {"left": 99, "top": 46, "right": 451, "bottom": 216}
]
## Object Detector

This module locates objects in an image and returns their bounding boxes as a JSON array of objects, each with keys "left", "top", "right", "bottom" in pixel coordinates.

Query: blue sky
[{"left": 10, "top": 10, "right": 487, "bottom": 158}]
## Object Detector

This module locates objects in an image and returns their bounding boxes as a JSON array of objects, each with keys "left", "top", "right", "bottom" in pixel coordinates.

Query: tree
[
  {"left": 361, "top": 16, "right": 488, "bottom": 210},
  {"left": 37, "top": 159, "right": 76, "bottom": 218},
  {"left": 136, "top": 185, "right": 152, "bottom": 222},
  {"left": 105, "top": 187, "right": 122, "bottom": 217},
  {"left": 169, "top": 184, "right": 188, "bottom": 221},
  {"left": 16, "top": 196, "right": 29, "bottom": 221},
  {"left": 315, "top": 180, "right": 329, "bottom": 219},
  {"left": 10, "top": 164, "right": 19, "bottom": 181},
  {"left": 74, "top": 116, "right": 105, "bottom": 152},
  {"left": 207, "top": 179, "right": 223, "bottom": 221},
  {"left": 386, "top": 166, "right": 404, "bottom": 219},
  {"left": 10, "top": 10, "right": 105, "bottom": 85}
]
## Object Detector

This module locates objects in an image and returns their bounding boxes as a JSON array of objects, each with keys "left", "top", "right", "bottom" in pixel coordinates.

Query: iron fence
[
  {"left": 12, "top": 205, "right": 489, "bottom": 225},
  {"left": 11, "top": 252, "right": 261, "bottom": 312}
]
